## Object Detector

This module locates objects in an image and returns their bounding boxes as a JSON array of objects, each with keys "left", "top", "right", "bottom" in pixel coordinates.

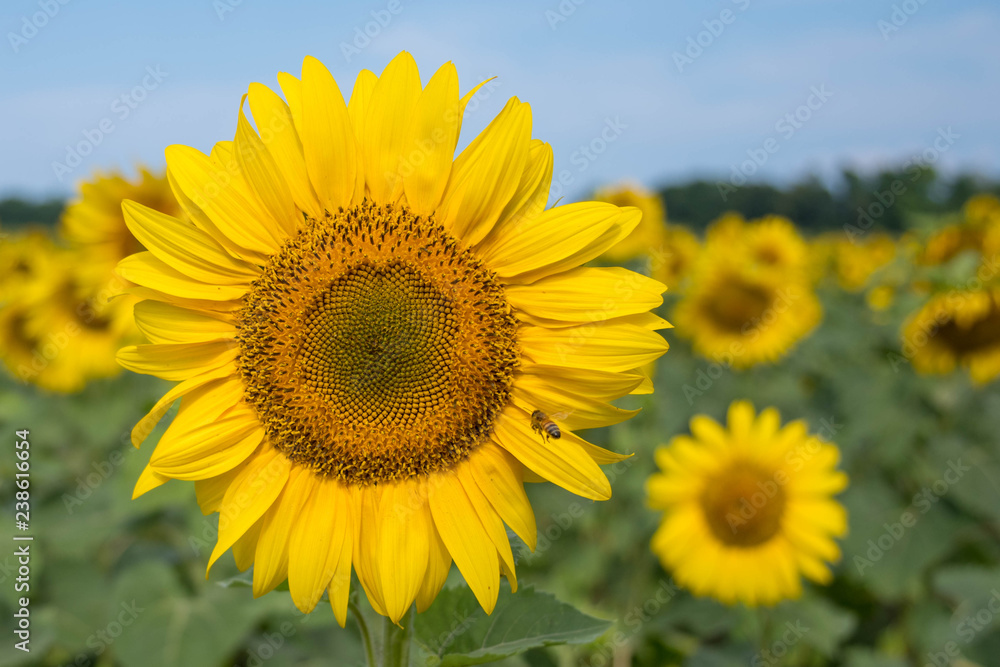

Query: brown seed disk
[{"left": 237, "top": 199, "right": 519, "bottom": 485}]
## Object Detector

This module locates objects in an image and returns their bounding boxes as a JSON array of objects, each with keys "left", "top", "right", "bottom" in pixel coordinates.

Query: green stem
[
  {"left": 350, "top": 598, "right": 376, "bottom": 667},
  {"left": 381, "top": 606, "right": 414, "bottom": 667}
]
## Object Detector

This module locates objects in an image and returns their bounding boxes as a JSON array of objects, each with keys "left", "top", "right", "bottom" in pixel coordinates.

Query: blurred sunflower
[
  {"left": 902, "top": 288, "right": 1000, "bottom": 384},
  {"left": 594, "top": 182, "right": 666, "bottom": 262},
  {"left": 0, "top": 235, "right": 108, "bottom": 392},
  {"left": 647, "top": 400, "right": 848, "bottom": 606},
  {"left": 704, "top": 211, "right": 745, "bottom": 246},
  {"left": 60, "top": 167, "right": 180, "bottom": 289},
  {"left": 649, "top": 225, "right": 700, "bottom": 290},
  {"left": 741, "top": 215, "right": 809, "bottom": 276},
  {"left": 672, "top": 252, "right": 820, "bottom": 368},
  {"left": 119, "top": 52, "right": 669, "bottom": 625},
  {"left": 830, "top": 234, "right": 897, "bottom": 291}
]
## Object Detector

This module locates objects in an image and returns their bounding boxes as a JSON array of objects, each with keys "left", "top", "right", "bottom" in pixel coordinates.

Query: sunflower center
[
  {"left": 237, "top": 200, "right": 519, "bottom": 485},
  {"left": 699, "top": 462, "right": 787, "bottom": 547},
  {"left": 702, "top": 280, "right": 773, "bottom": 333},
  {"left": 936, "top": 304, "right": 1000, "bottom": 356}
]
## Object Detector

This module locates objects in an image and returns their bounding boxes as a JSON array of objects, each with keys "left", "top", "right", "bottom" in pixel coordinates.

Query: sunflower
[
  {"left": 649, "top": 225, "right": 700, "bottom": 290},
  {"left": 594, "top": 182, "right": 666, "bottom": 262},
  {"left": 740, "top": 215, "right": 809, "bottom": 277},
  {"left": 704, "top": 211, "right": 745, "bottom": 246},
  {"left": 60, "top": 167, "right": 180, "bottom": 290},
  {"left": 118, "top": 52, "right": 669, "bottom": 625},
  {"left": 902, "top": 288, "right": 1000, "bottom": 384},
  {"left": 829, "top": 234, "right": 897, "bottom": 292},
  {"left": 646, "top": 400, "right": 848, "bottom": 606},
  {"left": 672, "top": 251, "right": 820, "bottom": 368}
]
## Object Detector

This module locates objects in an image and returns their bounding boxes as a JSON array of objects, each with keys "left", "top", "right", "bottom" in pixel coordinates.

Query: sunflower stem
[
  {"left": 350, "top": 598, "right": 377, "bottom": 667},
  {"left": 381, "top": 607, "right": 414, "bottom": 667}
]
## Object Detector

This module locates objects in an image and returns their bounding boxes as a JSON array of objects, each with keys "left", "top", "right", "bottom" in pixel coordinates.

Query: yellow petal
[
  {"left": 300, "top": 56, "right": 360, "bottom": 211},
  {"left": 518, "top": 322, "right": 668, "bottom": 373},
  {"left": 354, "top": 486, "right": 387, "bottom": 616},
  {"left": 130, "top": 365, "right": 233, "bottom": 448},
  {"left": 378, "top": 482, "right": 430, "bottom": 623},
  {"left": 134, "top": 300, "right": 235, "bottom": 345},
  {"left": 233, "top": 518, "right": 263, "bottom": 572},
  {"left": 117, "top": 252, "right": 249, "bottom": 301},
  {"left": 469, "top": 447, "right": 537, "bottom": 551},
  {"left": 506, "top": 267, "right": 665, "bottom": 325},
  {"left": 403, "top": 62, "right": 461, "bottom": 215},
  {"left": 149, "top": 407, "right": 263, "bottom": 479},
  {"left": 327, "top": 485, "right": 356, "bottom": 627},
  {"left": 133, "top": 465, "right": 170, "bottom": 499},
  {"left": 511, "top": 381, "right": 638, "bottom": 431},
  {"left": 208, "top": 447, "right": 291, "bottom": 573},
  {"left": 289, "top": 478, "right": 352, "bottom": 613},
  {"left": 122, "top": 201, "right": 259, "bottom": 285},
  {"left": 476, "top": 139, "right": 553, "bottom": 251},
  {"left": 362, "top": 51, "right": 422, "bottom": 204},
  {"left": 236, "top": 99, "right": 301, "bottom": 237},
  {"left": 254, "top": 469, "right": 312, "bottom": 597},
  {"left": 118, "top": 340, "right": 238, "bottom": 381},
  {"left": 428, "top": 474, "right": 500, "bottom": 613},
  {"left": 518, "top": 363, "right": 645, "bottom": 403},
  {"left": 165, "top": 143, "right": 283, "bottom": 256},
  {"left": 195, "top": 463, "right": 248, "bottom": 514},
  {"left": 457, "top": 464, "right": 517, "bottom": 592},
  {"left": 416, "top": 521, "right": 452, "bottom": 613},
  {"left": 347, "top": 69, "right": 378, "bottom": 137},
  {"left": 492, "top": 408, "right": 611, "bottom": 501},
  {"left": 437, "top": 97, "right": 531, "bottom": 246},
  {"left": 246, "top": 81, "right": 322, "bottom": 218},
  {"left": 479, "top": 203, "right": 637, "bottom": 279}
]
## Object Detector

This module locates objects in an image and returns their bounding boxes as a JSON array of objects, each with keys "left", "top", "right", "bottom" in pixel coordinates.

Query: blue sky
[{"left": 1, "top": 0, "right": 997, "bottom": 201}]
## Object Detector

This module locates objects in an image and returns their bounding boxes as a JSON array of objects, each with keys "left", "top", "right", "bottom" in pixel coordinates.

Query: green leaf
[
  {"left": 413, "top": 584, "right": 610, "bottom": 666},
  {"left": 767, "top": 594, "right": 857, "bottom": 658}
]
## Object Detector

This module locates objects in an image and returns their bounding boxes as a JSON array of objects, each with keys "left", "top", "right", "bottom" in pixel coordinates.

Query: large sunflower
[
  {"left": 118, "top": 53, "right": 669, "bottom": 625},
  {"left": 902, "top": 288, "right": 1000, "bottom": 384},
  {"left": 672, "top": 251, "right": 820, "bottom": 368},
  {"left": 647, "top": 400, "right": 848, "bottom": 606}
]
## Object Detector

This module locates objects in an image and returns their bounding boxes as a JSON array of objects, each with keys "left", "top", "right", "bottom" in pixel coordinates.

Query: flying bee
[{"left": 530, "top": 410, "right": 561, "bottom": 441}]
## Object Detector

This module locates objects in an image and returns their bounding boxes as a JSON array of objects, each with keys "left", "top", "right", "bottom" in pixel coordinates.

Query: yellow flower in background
[
  {"left": 917, "top": 194, "right": 1000, "bottom": 268},
  {"left": 60, "top": 167, "right": 180, "bottom": 289},
  {"left": 649, "top": 225, "right": 700, "bottom": 290},
  {"left": 647, "top": 400, "right": 848, "bottom": 606},
  {"left": 902, "top": 288, "right": 1000, "bottom": 384},
  {"left": 672, "top": 252, "right": 820, "bottom": 368},
  {"left": 866, "top": 284, "right": 895, "bottom": 312},
  {"left": 741, "top": 215, "right": 809, "bottom": 277},
  {"left": 704, "top": 211, "right": 745, "bottom": 246},
  {"left": 0, "top": 235, "right": 117, "bottom": 392},
  {"left": 594, "top": 182, "right": 666, "bottom": 261},
  {"left": 826, "top": 234, "right": 897, "bottom": 292},
  {"left": 963, "top": 193, "right": 1000, "bottom": 228},
  {"left": 118, "top": 52, "right": 669, "bottom": 625}
]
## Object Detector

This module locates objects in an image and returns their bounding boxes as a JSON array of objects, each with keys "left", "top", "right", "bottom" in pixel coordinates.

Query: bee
[{"left": 530, "top": 410, "right": 561, "bottom": 441}]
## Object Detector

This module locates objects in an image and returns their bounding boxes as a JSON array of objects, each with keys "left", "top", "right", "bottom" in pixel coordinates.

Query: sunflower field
[{"left": 3, "top": 22, "right": 1000, "bottom": 667}]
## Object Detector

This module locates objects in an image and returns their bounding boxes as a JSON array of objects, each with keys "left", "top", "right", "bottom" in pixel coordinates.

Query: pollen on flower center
[
  {"left": 237, "top": 199, "right": 519, "bottom": 485},
  {"left": 699, "top": 462, "right": 787, "bottom": 547}
]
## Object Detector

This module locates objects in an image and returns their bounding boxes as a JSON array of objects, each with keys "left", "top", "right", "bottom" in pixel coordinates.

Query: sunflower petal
[{"left": 403, "top": 61, "right": 461, "bottom": 216}]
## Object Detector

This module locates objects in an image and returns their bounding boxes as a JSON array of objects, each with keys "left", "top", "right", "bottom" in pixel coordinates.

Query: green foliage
[{"left": 413, "top": 584, "right": 609, "bottom": 666}]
